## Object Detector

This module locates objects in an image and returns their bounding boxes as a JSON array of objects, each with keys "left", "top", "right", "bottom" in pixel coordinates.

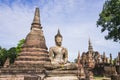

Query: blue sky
[{"left": 0, "top": 0, "right": 120, "bottom": 61}]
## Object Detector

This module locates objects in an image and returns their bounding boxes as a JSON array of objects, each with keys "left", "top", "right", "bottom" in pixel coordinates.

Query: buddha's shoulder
[
  {"left": 49, "top": 46, "right": 67, "bottom": 50},
  {"left": 61, "top": 47, "right": 68, "bottom": 50},
  {"left": 49, "top": 46, "right": 57, "bottom": 50}
]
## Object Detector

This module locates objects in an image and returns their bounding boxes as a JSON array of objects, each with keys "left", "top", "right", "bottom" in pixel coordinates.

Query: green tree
[
  {"left": 16, "top": 39, "right": 25, "bottom": 53},
  {"left": 97, "top": 0, "right": 120, "bottom": 42},
  {"left": 7, "top": 47, "right": 17, "bottom": 64},
  {"left": 0, "top": 39, "right": 25, "bottom": 67},
  {"left": 8, "top": 39, "right": 25, "bottom": 64},
  {"left": 0, "top": 47, "right": 7, "bottom": 66},
  {"left": 74, "top": 58, "right": 78, "bottom": 63}
]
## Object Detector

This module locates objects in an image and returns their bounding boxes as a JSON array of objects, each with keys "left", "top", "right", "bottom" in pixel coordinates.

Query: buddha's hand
[{"left": 59, "top": 61, "right": 65, "bottom": 65}]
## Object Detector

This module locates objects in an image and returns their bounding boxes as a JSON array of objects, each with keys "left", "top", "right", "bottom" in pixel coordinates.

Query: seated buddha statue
[
  {"left": 48, "top": 30, "right": 77, "bottom": 70},
  {"left": 49, "top": 29, "right": 68, "bottom": 65}
]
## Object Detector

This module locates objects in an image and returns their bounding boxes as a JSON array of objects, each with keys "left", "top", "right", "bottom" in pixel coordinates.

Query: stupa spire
[
  {"left": 31, "top": 7, "right": 42, "bottom": 29},
  {"left": 23, "top": 7, "right": 47, "bottom": 49},
  {"left": 88, "top": 38, "right": 93, "bottom": 52},
  {"left": 77, "top": 51, "right": 82, "bottom": 70},
  {"left": 78, "top": 51, "right": 80, "bottom": 61}
]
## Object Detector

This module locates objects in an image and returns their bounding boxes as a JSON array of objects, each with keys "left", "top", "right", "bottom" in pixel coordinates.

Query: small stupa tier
[{"left": 14, "top": 8, "right": 50, "bottom": 66}]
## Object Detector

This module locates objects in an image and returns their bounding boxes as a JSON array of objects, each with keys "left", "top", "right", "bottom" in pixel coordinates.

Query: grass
[
  {"left": 94, "top": 76, "right": 111, "bottom": 80},
  {"left": 94, "top": 76, "right": 104, "bottom": 80}
]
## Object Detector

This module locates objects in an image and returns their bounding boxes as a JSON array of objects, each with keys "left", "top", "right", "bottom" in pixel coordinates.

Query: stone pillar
[
  {"left": 110, "top": 53, "right": 112, "bottom": 65},
  {"left": 3, "top": 58, "right": 10, "bottom": 68},
  {"left": 116, "top": 52, "right": 120, "bottom": 74}
]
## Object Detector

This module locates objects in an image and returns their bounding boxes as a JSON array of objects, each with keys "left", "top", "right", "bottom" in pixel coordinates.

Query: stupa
[
  {"left": 0, "top": 8, "right": 50, "bottom": 80},
  {"left": 14, "top": 7, "right": 50, "bottom": 67}
]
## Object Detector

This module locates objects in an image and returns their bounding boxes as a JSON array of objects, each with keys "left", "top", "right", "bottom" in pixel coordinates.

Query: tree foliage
[
  {"left": 97, "top": 0, "right": 120, "bottom": 42},
  {"left": 74, "top": 58, "right": 78, "bottom": 63},
  {"left": 7, "top": 47, "right": 17, "bottom": 64},
  {"left": 0, "top": 47, "right": 7, "bottom": 66},
  {"left": 0, "top": 39, "right": 25, "bottom": 67},
  {"left": 16, "top": 39, "right": 25, "bottom": 53}
]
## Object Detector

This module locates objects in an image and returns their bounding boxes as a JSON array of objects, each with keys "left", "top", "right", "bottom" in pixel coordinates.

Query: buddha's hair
[{"left": 55, "top": 29, "right": 63, "bottom": 39}]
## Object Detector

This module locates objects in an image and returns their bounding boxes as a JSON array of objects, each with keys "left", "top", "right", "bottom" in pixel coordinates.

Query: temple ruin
[{"left": 0, "top": 7, "right": 120, "bottom": 80}]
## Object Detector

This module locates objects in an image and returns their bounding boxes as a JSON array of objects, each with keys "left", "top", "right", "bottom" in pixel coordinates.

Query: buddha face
[{"left": 55, "top": 36, "right": 62, "bottom": 46}]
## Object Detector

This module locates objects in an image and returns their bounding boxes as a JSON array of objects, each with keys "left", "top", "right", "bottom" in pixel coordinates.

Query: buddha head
[{"left": 55, "top": 29, "right": 63, "bottom": 47}]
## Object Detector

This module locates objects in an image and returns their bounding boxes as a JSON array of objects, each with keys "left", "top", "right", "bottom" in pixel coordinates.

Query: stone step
[
  {"left": 21, "top": 48, "right": 48, "bottom": 52},
  {"left": 19, "top": 52, "right": 49, "bottom": 57},
  {"left": 45, "top": 76, "right": 78, "bottom": 80},
  {"left": 14, "top": 60, "right": 50, "bottom": 65},
  {"left": 15, "top": 57, "right": 50, "bottom": 61},
  {"left": 46, "top": 70, "right": 85, "bottom": 78},
  {"left": 10, "top": 64, "right": 49, "bottom": 68},
  {"left": 16, "top": 56, "right": 50, "bottom": 60},
  {"left": 0, "top": 67, "right": 44, "bottom": 74},
  {"left": 47, "top": 70, "right": 78, "bottom": 74}
]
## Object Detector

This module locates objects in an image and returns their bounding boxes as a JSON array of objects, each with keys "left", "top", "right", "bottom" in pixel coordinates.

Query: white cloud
[{"left": 0, "top": 3, "right": 34, "bottom": 48}]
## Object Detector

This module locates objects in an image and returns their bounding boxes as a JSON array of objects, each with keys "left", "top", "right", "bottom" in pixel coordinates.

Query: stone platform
[
  {"left": 0, "top": 74, "right": 78, "bottom": 80},
  {"left": 0, "top": 66, "right": 86, "bottom": 80},
  {"left": 0, "top": 70, "right": 81, "bottom": 80},
  {"left": 0, "top": 66, "right": 44, "bottom": 80},
  {"left": 45, "top": 69, "right": 85, "bottom": 80},
  {"left": 45, "top": 76, "right": 78, "bottom": 80}
]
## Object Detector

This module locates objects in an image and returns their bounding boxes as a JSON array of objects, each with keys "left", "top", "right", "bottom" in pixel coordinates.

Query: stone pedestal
[
  {"left": 44, "top": 69, "right": 85, "bottom": 80},
  {"left": 0, "top": 74, "right": 24, "bottom": 80},
  {"left": 45, "top": 76, "right": 78, "bottom": 80}
]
